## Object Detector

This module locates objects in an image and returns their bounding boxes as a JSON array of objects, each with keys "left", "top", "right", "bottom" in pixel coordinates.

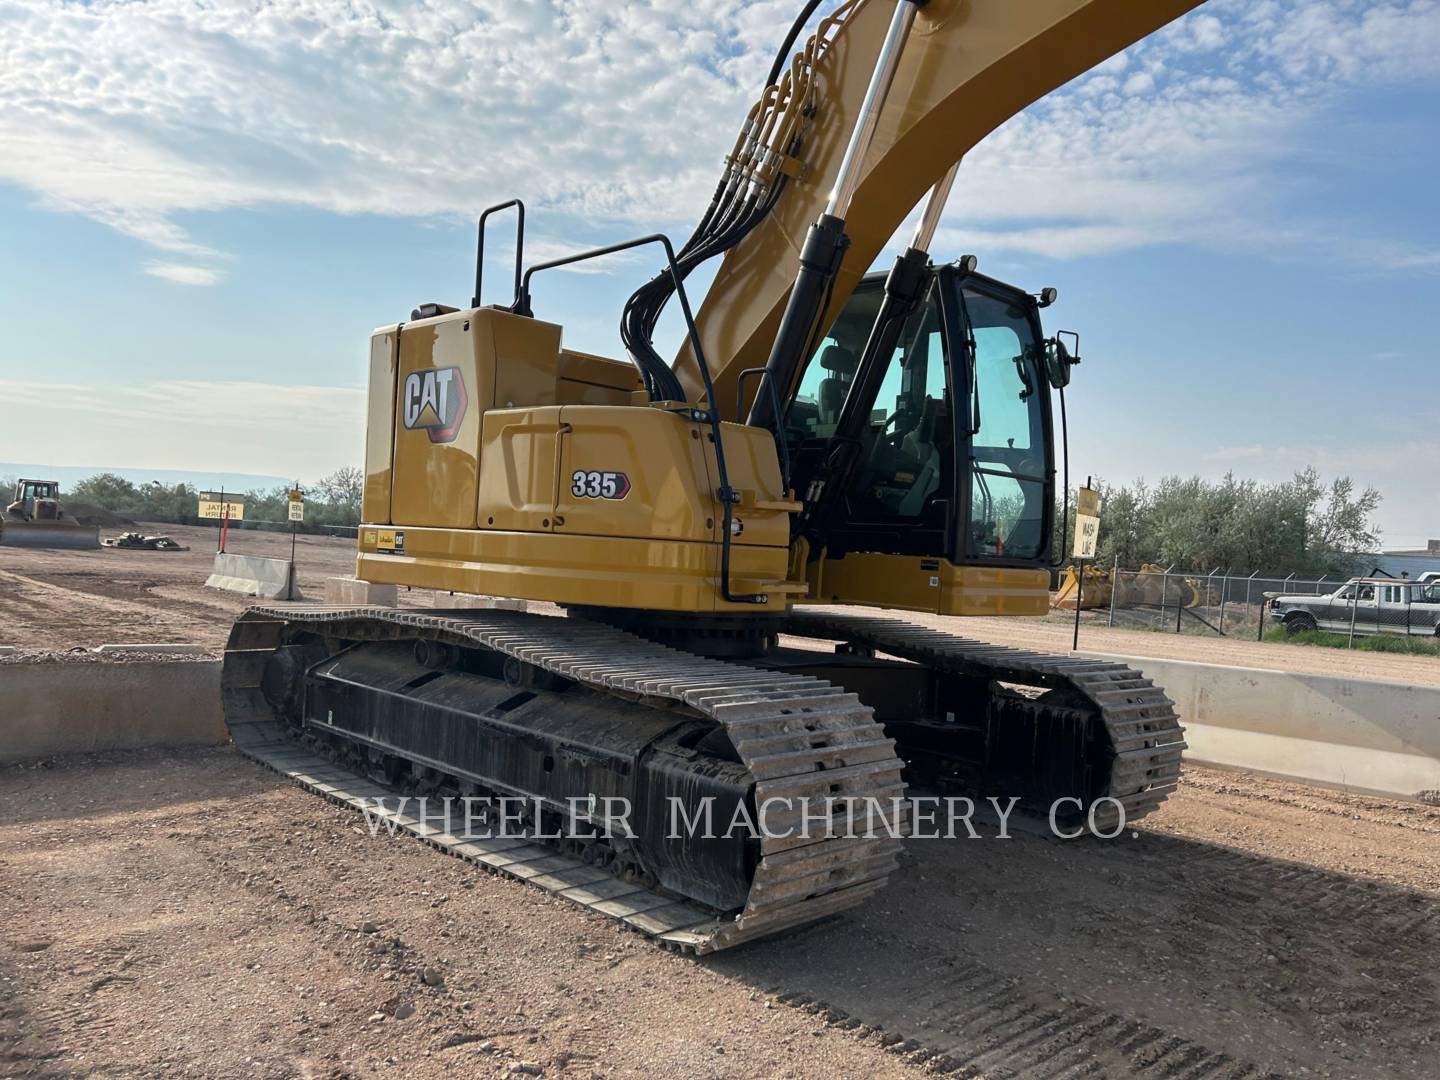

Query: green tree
[
  {"left": 71, "top": 473, "right": 141, "bottom": 514},
  {"left": 1065, "top": 468, "right": 1381, "bottom": 576},
  {"left": 316, "top": 467, "right": 363, "bottom": 518}
]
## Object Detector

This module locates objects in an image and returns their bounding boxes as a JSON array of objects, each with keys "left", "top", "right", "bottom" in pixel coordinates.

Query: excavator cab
[{"left": 786, "top": 264, "right": 1063, "bottom": 616}]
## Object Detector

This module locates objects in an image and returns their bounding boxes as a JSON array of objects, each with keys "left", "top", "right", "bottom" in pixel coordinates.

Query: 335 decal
[{"left": 570, "top": 470, "right": 631, "bottom": 499}]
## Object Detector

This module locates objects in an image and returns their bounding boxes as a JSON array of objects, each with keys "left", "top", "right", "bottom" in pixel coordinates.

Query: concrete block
[
  {"left": 92, "top": 644, "right": 210, "bottom": 657},
  {"left": 205, "top": 552, "right": 301, "bottom": 600},
  {"left": 0, "top": 646, "right": 16, "bottom": 656},
  {"left": 0, "top": 659, "right": 225, "bottom": 763},
  {"left": 324, "top": 576, "right": 399, "bottom": 606},
  {"left": 1082, "top": 651, "right": 1440, "bottom": 802},
  {"left": 432, "top": 593, "right": 527, "bottom": 612}
]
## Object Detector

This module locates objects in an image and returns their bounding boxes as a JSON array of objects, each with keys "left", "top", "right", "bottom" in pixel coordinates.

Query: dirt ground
[
  {"left": 0, "top": 524, "right": 427, "bottom": 652},
  {"left": 3, "top": 528, "right": 1438, "bottom": 688},
  {"left": 3, "top": 537, "right": 1437, "bottom": 1078},
  {"left": 2, "top": 750, "right": 1435, "bottom": 1080}
]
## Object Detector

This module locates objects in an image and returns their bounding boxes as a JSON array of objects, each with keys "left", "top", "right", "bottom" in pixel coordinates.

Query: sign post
[
  {"left": 1072, "top": 480, "right": 1101, "bottom": 651},
  {"left": 287, "top": 485, "right": 304, "bottom": 601}
]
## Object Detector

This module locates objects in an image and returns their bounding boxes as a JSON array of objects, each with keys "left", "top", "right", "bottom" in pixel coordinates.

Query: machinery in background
[
  {"left": 1052, "top": 563, "right": 1202, "bottom": 612},
  {"left": 0, "top": 479, "right": 100, "bottom": 550}
]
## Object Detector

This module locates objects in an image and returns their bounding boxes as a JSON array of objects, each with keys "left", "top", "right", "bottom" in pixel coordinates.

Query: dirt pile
[{"left": 64, "top": 500, "right": 135, "bottom": 528}]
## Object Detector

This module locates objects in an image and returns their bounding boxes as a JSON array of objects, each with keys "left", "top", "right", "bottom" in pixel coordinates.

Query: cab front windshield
[{"left": 787, "top": 274, "right": 1052, "bottom": 563}]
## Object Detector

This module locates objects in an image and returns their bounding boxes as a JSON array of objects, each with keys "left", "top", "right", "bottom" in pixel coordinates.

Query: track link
[
  {"left": 222, "top": 605, "right": 906, "bottom": 954},
  {"left": 785, "top": 609, "right": 1187, "bottom": 825}
]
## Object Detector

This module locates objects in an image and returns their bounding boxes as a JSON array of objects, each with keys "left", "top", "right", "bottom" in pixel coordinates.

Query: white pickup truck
[{"left": 1270, "top": 576, "right": 1440, "bottom": 637}]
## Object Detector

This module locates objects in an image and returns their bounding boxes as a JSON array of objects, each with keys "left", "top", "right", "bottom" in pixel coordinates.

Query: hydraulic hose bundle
[{"left": 620, "top": 1, "right": 862, "bottom": 404}]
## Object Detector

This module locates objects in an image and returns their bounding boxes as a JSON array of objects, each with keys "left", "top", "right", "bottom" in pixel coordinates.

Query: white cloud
[
  {"left": 0, "top": 378, "right": 366, "bottom": 479},
  {"left": 144, "top": 262, "right": 223, "bottom": 286},
  {"left": 1, "top": 0, "right": 1438, "bottom": 272}
]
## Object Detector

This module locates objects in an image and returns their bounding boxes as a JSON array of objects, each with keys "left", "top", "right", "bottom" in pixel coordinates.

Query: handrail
[{"left": 472, "top": 199, "right": 526, "bottom": 309}]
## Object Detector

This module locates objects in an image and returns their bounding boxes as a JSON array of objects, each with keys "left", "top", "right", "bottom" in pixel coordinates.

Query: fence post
[
  {"left": 1218, "top": 572, "right": 1229, "bottom": 635},
  {"left": 1176, "top": 571, "right": 1185, "bottom": 634},
  {"left": 1348, "top": 584, "right": 1360, "bottom": 649},
  {"left": 1257, "top": 592, "right": 1267, "bottom": 640},
  {"left": 1107, "top": 556, "right": 1119, "bottom": 628},
  {"left": 1159, "top": 565, "right": 1169, "bottom": 630}
]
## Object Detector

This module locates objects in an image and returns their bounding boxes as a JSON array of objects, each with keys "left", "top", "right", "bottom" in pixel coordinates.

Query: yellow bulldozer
[
  {"left": 0, "top": 479, "right": 100, "bottom": 550},
  {"left": 223, "top": 0, "right": 1197, "bottom": 952}
]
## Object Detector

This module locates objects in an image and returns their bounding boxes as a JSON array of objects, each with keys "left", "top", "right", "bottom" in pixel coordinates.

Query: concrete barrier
[
  {"left": 0, "top": 659, "right": 226, "bottom": 764},
  {"left": 1085, "top": 652, "right": 1440, "bottom": 802},
  {"left": 205, "top": 552, "right": 301, "bottom": 600},
  {"left": 324, "top": 576, "right": 398, "bottom": 605}
]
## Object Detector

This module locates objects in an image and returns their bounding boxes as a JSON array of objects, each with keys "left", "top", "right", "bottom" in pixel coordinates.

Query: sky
[{"left": 1, "top": 0, "right": 1437, "bottom": 547}]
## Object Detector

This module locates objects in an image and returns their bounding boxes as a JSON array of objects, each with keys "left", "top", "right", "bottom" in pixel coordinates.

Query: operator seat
[
  {"left": 898, "top": 397, "right": 949, "bottom": 517},
  {"left": 816, "top": 344, "right": 857, "bottom": 427}
]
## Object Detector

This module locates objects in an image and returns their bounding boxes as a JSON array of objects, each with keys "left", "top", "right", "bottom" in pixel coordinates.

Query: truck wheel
[{"left": 1283, "top": 613, "right": 1317, "bottom": 634}]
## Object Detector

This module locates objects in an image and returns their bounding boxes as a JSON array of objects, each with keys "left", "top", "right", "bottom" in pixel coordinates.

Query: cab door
[{"left": 950, "top": 269, "right": 1053, "bottom": 566}]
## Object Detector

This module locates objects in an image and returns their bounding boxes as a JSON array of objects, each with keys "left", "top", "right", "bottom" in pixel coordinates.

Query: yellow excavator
[{"left": 224, "top": 0, "right": 1197, "bottom": 952}]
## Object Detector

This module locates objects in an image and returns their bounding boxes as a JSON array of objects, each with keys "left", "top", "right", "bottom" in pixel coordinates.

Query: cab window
[
  {"left": 963, "top": 287, "right": 1048, "bottom": 560},
  {"left": 846, "top": 297, "right": 947, "bottom": 524},
  {"left": 788, "top": 283, "right": 883, "bottom": 441}
]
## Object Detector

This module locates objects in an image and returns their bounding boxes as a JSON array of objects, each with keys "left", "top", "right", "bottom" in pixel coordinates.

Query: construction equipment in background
[
  {"left": 1054, "top": 563, "right": 1203, "bottom": 612},
  {"left": 1052, "top": 563, "right": 1111, "bottom": 611},
  {"left": 101, "top": 531, "right": 189, "bottom": 551},
  {"left": 0, "top": 479, "right": 100, "bottom": 550},
  {"left": 225, "top": 0, "right": 1199, "bottom": 953}
]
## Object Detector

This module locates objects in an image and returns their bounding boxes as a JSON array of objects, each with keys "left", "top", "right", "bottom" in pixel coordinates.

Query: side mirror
[{"left": 1045, "top": 331, "right": 1080, "bottom": 389}]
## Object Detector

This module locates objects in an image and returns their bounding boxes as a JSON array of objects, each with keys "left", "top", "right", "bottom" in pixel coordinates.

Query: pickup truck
[{"left": 1270, "top": 576, "right": 1440, "bottom": 637}]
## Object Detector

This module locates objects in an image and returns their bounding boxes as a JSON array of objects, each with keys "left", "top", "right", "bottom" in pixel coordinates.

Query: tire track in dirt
[{"left": 0, "top": 568, "right": 228, "bottom": 647}]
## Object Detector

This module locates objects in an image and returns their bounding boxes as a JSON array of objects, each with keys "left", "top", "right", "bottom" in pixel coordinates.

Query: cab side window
[
  {"left": 962, "top": 288, "right": 1048, "bottom": 560},
  {"left": 847, "top": 301, "right": 948, "bottom": 524}
]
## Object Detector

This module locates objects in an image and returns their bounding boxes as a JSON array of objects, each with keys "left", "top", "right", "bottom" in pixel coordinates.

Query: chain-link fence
[{"left": 1060, "top": 563, "right": 1440, "bottom": 648}]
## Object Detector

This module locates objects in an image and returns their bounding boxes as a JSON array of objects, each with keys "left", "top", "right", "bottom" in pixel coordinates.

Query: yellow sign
[
  {"left": 1073, "top": 486, "right": 1100, "bottom": 560},
  {"left": 198, "top": 499, "right": 244, "bottom": 521}
]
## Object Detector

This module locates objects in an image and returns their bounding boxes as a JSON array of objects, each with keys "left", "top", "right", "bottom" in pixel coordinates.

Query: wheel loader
[
  {"left": 224, "top": 0, "right": 1197, "bottom": 952},
  {"left": 0, "top": 479, "right": 100, "bottom": 550}
]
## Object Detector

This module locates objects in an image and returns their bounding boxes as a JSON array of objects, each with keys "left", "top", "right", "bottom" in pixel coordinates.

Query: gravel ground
[{"left": 2, "top": 750, "right": 1435, "bottom": 1080}]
